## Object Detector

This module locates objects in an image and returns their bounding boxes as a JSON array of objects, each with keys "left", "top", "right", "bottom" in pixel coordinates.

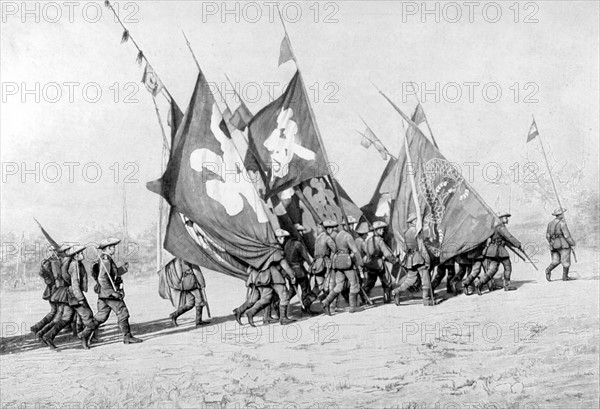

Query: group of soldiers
[
  {"left": 31, "top": 207, "right": 576, "bottom": 348},
  {"left": 31, "top": 238, "right": 142, "bottom": 350}
]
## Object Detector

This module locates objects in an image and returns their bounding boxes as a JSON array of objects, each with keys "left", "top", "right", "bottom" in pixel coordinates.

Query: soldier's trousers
[
  {"left": 36, "top": 303, "right": 66, "bottom": 336},
  {"left": 288, "top": 276, "right": 314, "bottom": 308},
  {"left": 62, "top": 301, "right": 98, "bottom": 331},
  {"left": 480, "top": 257, "right": 512, "bottom": 284},
  {"left": 548, "top": 249, "right": 571, "bottom": 270},
  {"left": 236, "top": 287, "right": 260, "bottom": 315},
  {"left": 334, "top": 269, "right": 360, "bottom": 294},
  {"left": 246, "top": 286, "right": 275, "bottom": 315},
  {"left": 94, "top": 298, "right": 130, "bottom": 325},
  {"left": 362, "top": 268, "right": 392, "bottom": 293},
  {"left": 431, "top": 265, "right": 456, "bottom": 290},
  {"left": 462, "top": 261, "right": 484, "bottom": 286},
  {"left": 393, "top": 265, "right": 432, "bottom": 300},
  {"left": 31, "top": 301, "right": 59, "bottom": 333},
  {"left": 181, "top": 289, "right": 205, "bottom": 310}
]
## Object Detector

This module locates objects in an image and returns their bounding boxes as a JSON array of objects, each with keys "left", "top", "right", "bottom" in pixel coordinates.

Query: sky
[{"left": 1, "top": 1, "right": 599, "bottom": 240}]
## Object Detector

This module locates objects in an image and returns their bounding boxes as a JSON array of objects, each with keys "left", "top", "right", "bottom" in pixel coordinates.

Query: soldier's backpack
[{"left": 363, "top": 236, "right": 383, "bottom": 271}]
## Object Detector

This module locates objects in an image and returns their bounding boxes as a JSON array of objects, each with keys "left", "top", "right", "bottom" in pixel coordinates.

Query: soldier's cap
[
  {"left": 98, "top": 237, "right": 121, "bottom": 249},
  {"left": 407, "top": 213, "right": 417, "bottom": 223},
  {"left": 57, "top": 243, "right": 73, "bottom": 253},
  {"left": 552, "top": 207, "right": 567, "bottom": 216},
  {"left": 372, "top": 221, "right": 388, "bottom": 230},
  {"left": 293, "top": 223, "right": 306, "bottom": 232},
  {"left": 275, "top": 229, "right": 290, "bottom": 238},
  {"left": 346, "top": 216, "right": 357, "bottom": 224},
  {"left": 66, "top": 245, "right": 86, "bottom": 257},
  {"left": 323, "top": 220, "right": 338, "bottom": 228},
  {"left": 497, "top": 211, "right": 512, "bottom": 219},
  {"left": 355, "top": 223, "right": 369, "bottom": 234}
]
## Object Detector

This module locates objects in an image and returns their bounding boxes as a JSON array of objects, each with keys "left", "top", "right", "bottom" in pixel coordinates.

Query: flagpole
[
  {"left": 104, "top": 0, "right": 174, "bottom": 103},
  {"left": 276, "top": 6, "right": 351, "bottom": 229},
  {"left": 534, "top": 116, "right": 577, "bottom": 262},
  {"left": 412, "top": 93, "right": 440, "bottom": 149},
  {"left": 357, "top": 116, "right": 397, "bottom": 160}
]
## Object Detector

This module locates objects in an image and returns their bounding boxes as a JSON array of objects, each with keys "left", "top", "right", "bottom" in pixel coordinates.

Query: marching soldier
[
  {"left": 233, "top": 266, "right": 262, "bottom": 325},
  {"left": 354, "top": 223, "right": 369, "bottom": 258},
  {"left": 362, "top": 221, "right": 398, "bottom": 304},
  {"left": 92, "top": 237, "right": 142, "bottom": 344},
  {"left": 244, "top": 230, "right": 298, "bottom": 326},
  {"left": 392, "top": 213, "right": 435, "bottom": 306},
  {"left": 475, "top": 212, "right": 523, "bottom": 294},
  {"left": 430, "top": 257, "right": 456, "bottom": 295},
  {"left": 321, "top": 217, "right": 364, "bottom": 315},
  {"left": 168, "top": 258, "right": 208, "bottom": 327},
  {"left": 310, "top": 220, "right": 338, "bottom": 303},
  {"left": 42, "top": 245, "right": 99, "bottom": 349},
  {"left": 283, "top": 224, "right": 316, "bottom": 315},
  {"left": 31, "top": 243, "right": 72, "bottom": 341},
  {"left": 545, "top": 208, "right": 576, "bottom": 281},
  {"left": 456, "top": 242, "right": 488, "bottom": 295}
]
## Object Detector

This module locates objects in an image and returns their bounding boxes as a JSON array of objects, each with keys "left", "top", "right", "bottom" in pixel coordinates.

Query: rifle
[
  {"left": 507, "top": 245, "right": 539, "bottom": 271},
  {"left": 95, "top": 249, "right": 121, "bottom": 296}
]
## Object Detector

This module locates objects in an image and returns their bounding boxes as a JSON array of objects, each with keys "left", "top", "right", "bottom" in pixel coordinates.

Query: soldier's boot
[
  {"left": 79, "top": 324, "right": 96, "bottom": 350},
  {"left": 245, "top": 302, "right": 267, "bottom": 327},
  {"left": 562, "top": 267, "right": 574, "bottom": 281},
  {"left": 262, "top": 305, "right": 277, "bottom": 324},
  {"left": 120, "top": 320, "right": 143, "bottom": 344},
  {"left": 474, "top": 279, "right": 485, "bottom": 296},
  {"left": 279, "top": 305, "right": 294, "bottom": 325},
  {"left": 348, "top": 293, "right": 359, "bottom": 313},
  {"left": 545, "top": 266, "right": 553, "bottom": 282},
  {"left": 503, "top": 279, "right": 517, "bottom": 291},
  {"left": 462, "top": 279, "right": 474, "bottom": 296},
  {"left": 169, "top": 307, "right": 188, "bottom": 327},
  {"left": 321, "top": 291, "right": 338, "bottom": 316},
  {"left": 233, "top": 301, "right": 249, "bottom": 326},
  {"left": 36, "top": 321, "right": 54, "bottom": 341},
  {"left": 42, "top": 321, "right": 69, "bottom": 350},
  {"left": 195, "top": 306, "right": 206, "bottom": 326},
  {"left": 30, "top": 316, "right": 52, "bottom": 335},
  {"left": 383, "top": 288, "right": 392, "bottom": 304},
  {"left": 316, "top": 290, "right": 327, "bottom": 302}
]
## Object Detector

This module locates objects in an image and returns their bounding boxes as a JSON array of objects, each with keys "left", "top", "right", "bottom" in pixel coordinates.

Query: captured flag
[
  {"left": 246, "top": 71, "right": 329, "bottom": 196},
  {"left": 391, "top": 113, "right": 496, "bottom": 262},
  {"left": 527, "top": 117, "right": 539, "bottom": 142},
  {"left": 359, "top": 126, "right": 392, "bottom": 161},
  {"left": 361, "top": 157, "right": 400, "bottom": 224},
  {"left": 142, "top": 63, "right": 164, "bottom": 97},
  {"left": 147, "top": 72, "right": 281, "bottom": 272},
  {"left": 412, "top": 103, "right": 426, "bottom": 125},
  {"left": 278, "top": 34, "right": 294, "bottom": 66},
  {"left": 228, "top": 100, "right": 253, "bottom": 132}
]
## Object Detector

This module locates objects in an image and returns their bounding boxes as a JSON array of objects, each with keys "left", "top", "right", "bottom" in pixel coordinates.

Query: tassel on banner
[
  {"left": 136, "top": 50, "right": 144, "bottom": 65},
  {"left": 121, "top": 29, "right": 130, "bottom": 44}
]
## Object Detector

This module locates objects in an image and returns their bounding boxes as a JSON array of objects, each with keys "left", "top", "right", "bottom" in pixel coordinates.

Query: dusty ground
[{"left": 1, "top": 248, "right": 598, "bottom": 409}]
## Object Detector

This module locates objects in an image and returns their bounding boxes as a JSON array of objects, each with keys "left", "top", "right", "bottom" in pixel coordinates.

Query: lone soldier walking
[
  {"left": 284, "top": 224, "right": 315, "bottom": 315},
  {"left": 362, "top": 221, "right": 398, "bottom": 304},
  {"left": 93, "top": 237, "right": 142, "bottom": 344},
  {"left": 168, "top": 258, "right": 208, "bottom": 327},
  {"left": 392, "top": 213, "right": 435, "bottom": 306},
  {"left": 321, "top": 217, "right": 364, "bottom": 315},
  {"left": 545, "top": 208, "right": 576, "bottom": 281},
  {"left": 475, "top": 212, "right": 523, "bottom": 294},
  {"left": 31, "top": 243, "right": 72, "bottom": 341}
]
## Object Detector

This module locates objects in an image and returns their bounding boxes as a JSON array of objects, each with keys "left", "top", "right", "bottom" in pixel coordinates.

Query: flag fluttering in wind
[
  {"left": 142, "top": 62, "right": 164, "bottom": 97},
  {"left": 34, "top": 218, "right": 62, "bottom": 254},
  {"left": 527, "top": 117, "right": 539, "bottom": 142},
  {"left": 278, "top": 33, "right": 294, "bottom": 66},
  {"left": 359, "top": 126, "right": 393, "bottom": 161},
  {"left": 361, "top": 157, "right": 401, "bottom": 225},
  {"left": 390, "top": 105, "right": 496, "bottom": 262},
  {"left": 412, "top": 103, "right": 426, "bottom": 125},
  {"left": 147, "top": 72, "right": 281, "bottom": 272},
  {"left": 246, "top": 71, "right": 329, "bottom": 197}
]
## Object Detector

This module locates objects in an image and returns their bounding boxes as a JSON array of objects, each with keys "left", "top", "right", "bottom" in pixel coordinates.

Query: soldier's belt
[{"left": 337, "top": 250, "right": 350, "bottom": 254}]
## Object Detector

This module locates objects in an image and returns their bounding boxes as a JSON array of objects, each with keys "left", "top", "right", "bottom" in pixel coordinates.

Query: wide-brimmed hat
[
  {"left": 355, "top": 223, "right": 369, "bottom": 234},
  {"left": 98, "top": 237, "right": 121, "bottom": 249},
  {"left": 293, "top": 223, "right": 306, "bottom": 232},
  {"left": 552, "top": 208, "right": 567, "bottom": 216},
  {"left": 372, "top": 221, "right": 388, "bottom": 230},
  {"left": 275, "top": 229, "right": 290, "bottom": 238},
  {"left": 497, "top": 211, "right": 511, "bottom": 219},
  {"left": 66, "top": 245, "right": 86, "bottom": 257},
  {"left": 57, "top": 243, "right": 73, "bottom": 253},
  {"left": 346, "top": 216, "right": 357, "bottom": 224},
  {"left": 323, "top": 220, "right": 338, "bottom": 228}
]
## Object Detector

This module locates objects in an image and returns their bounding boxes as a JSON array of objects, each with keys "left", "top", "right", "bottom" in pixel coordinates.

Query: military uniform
[
  {"left": 457, "top": 242, "right": 487, "bottom": 295},
  {"left": 476, "top": 213, "right": 522, "bottom": 293},
  {"left": 284, "top": 237, "right": 314, "bottom": 313},
  {"left": 169, "top": 259, "right": 207, "bottom": 326},
  {"left": 30, "top": 249, "right": 67, "bottom": 339},
  {"left": 362, "top": 222, "right": 397, "bottom": 304},
  {"left": 430, "top": 257, "right": 456, "bottom": 294},
  {"left": 392, "top": 219, "right": 434, "bottom": 306},
  {"left": 92, "top": 237, "right": 142, "bottom": 344},
  {"left": 545, "top": 208, "right": 576, "bottom": 281},
  {"left": 321, "top": 225, "right": 364, "bottom": 315},
  {"left": 311, "top": 228, "right": 337, "bottom": 301}
]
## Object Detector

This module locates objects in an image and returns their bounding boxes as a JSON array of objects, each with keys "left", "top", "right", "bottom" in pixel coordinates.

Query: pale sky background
[{"left": 1, "top": 1, "right": 599, "bottom": 239}]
